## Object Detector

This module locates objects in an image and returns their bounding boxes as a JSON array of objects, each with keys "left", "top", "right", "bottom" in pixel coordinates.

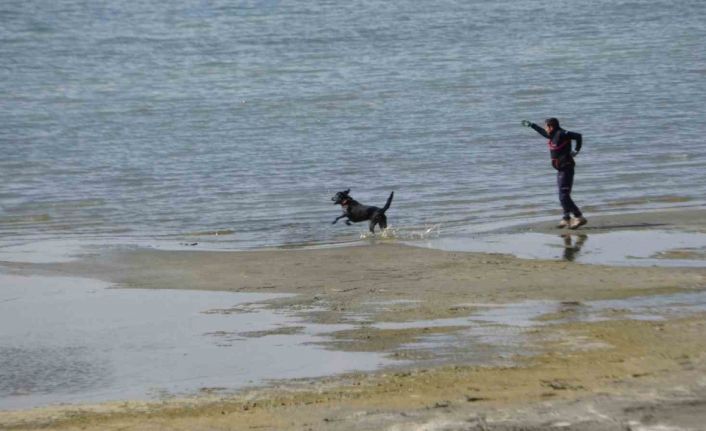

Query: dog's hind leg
[
  {"left": 368, "top": 219, "right": 376, "bottom": 233},
  {"left": 378, "top": 214, "right": 387, "bottom": 230}
]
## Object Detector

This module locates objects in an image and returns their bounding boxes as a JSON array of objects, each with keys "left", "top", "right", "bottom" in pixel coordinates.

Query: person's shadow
[{"left": 561, "top": 233, "right": 588, "bottom": 262}]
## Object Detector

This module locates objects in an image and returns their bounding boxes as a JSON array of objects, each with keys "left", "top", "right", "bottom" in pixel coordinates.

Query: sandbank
[{"left": 2, "top": 208, "right": 706, "bottom": 430}]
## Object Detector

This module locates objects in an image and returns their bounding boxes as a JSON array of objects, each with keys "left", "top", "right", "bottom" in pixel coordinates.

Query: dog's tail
[{"left": 381, "top": 191, "right": 394, "bottom": 213}]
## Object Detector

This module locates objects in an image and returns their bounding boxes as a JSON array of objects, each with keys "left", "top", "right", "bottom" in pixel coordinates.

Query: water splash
[
  {"left": 359, "top": 229, "right": 389, "bottom": 240},
  {"left": 358, "top": 224, "right": 441, "bottom": 241},
  {"left": 414, "top": 224, "right": 442, "bottom": 240}
]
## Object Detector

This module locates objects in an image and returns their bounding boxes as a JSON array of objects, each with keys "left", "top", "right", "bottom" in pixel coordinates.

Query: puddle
[
  {"left": 370, "top": 302, "right": 558, "bottom": 366},
  {"left": 0, "top": 238, "right": 261, "bottom": 264},
  {"left": 368, "top": 291, "right": 706, "bottom": 364},
  {"left": 587, "top": 291, "right": 706, "bottom": 321},
  {"left": 0, "top": 274, "right": 388, "bottom": 410},
  {"left": 0, "top": 239, "right": 93, "bottom": 263},
  {"left": 411, "top": 230, "right": 706, "bottom": 267},
  {"left": 3, "top": 268, "right": 705, "bottom": 411},
  {"left": 375, "top": 291, "right": 706, "bottom": 331}
]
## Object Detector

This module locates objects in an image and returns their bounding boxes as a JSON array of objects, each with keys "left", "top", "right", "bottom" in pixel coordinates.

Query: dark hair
[{"left": 544, "top": 118, "right": 560, "bottom": 128}]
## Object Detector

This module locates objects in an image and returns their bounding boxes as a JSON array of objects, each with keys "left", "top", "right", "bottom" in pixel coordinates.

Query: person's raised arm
[{"left": 522, "top": 120, "right": 549, "bottom": 138}]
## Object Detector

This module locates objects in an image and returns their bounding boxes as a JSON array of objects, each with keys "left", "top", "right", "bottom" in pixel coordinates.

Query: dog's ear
[{"left": 344, "top": 188, "right": 350, "bottom": 195}]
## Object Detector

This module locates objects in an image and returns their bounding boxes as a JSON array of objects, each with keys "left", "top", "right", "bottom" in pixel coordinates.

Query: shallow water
[
  {"left": 0, "top": 274, "right": 388, "bottom": 410},
  {"left": 372, "top": 291, "right": 706, "bottom": 363},
  {"left": 2, "top": 0, "right": 706, "bottom": 250},
  {"left": 413, "top": 230, "right": 706, "bottom": 267},
  {"left": 2, "top": 273, "right": 705, "bottom": 410}
]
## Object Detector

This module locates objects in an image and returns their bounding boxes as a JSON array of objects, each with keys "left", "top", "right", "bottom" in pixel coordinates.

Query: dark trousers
[{"left": 557, "top": 167, "right": 582, "bottom": 219}]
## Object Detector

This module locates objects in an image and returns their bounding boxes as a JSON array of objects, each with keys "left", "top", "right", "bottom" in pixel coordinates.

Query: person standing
[{"left": 521, "top": 118, "right": 587, "bottom": 229}]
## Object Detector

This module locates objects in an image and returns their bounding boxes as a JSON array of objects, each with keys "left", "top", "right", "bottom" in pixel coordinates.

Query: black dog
[{"left": 331, "top": 189, "right": 394, "bottom": 233}]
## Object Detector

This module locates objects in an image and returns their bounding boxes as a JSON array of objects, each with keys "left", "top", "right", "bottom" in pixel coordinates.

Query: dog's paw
[{"left": 345, "top": 221, "right": 352, "bottom": 226}]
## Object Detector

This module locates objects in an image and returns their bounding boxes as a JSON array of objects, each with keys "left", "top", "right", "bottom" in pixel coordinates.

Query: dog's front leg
[{"left": 332, "top": 214, "right": 347, "bottom": 225}]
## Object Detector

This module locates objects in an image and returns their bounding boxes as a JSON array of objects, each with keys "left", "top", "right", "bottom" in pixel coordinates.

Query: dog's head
[{"left": 331, "top": 189, "right": 351, "bottom": 205}]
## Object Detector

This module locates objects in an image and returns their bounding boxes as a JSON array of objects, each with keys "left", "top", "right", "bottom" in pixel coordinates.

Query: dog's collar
[{"left": 340, "top": 199, "right": 350, "bottom": 206}]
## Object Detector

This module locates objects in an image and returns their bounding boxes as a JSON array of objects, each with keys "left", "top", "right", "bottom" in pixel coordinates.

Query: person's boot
[
  {"left": 569, "top": 216, "right": 587, "bottom": 230},
  {"left": 557, "top": 218, "right": 571, "bottom": 228}
]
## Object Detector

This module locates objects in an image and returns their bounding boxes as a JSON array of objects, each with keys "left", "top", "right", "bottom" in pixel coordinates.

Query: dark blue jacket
[{"left": 530, "top": 123, "right": 582, "bottom": 171}]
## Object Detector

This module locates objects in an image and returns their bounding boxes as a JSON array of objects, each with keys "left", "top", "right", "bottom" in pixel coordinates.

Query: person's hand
[{"left": 521, "top": 120, "right": 532, "bottom": 127}]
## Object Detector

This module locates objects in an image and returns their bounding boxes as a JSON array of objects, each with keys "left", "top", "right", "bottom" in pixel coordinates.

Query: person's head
[{"left": 544, "top": 117, "right": 560, "bottom": 134}]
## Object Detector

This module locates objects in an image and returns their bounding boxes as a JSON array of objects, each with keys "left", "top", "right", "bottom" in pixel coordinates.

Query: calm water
[
  {"left": 2, "top": 0, "right": 705, "bottom": 250},
  {"left": 419, "top": 230, "right": 706, "bottom": 267},
  {"left": 0, "top": 274, "right": 387, "bottom": 409},
  {"left": 4, "top": 272, "right": 705, "bottom": 409}
]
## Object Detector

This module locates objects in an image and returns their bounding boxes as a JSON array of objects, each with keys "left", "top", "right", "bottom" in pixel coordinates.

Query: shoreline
[
  {"left": 2, "top": 208, "right": 706, "bottom": 430},
  {"left": 2, "top": 207, "right": 705, "bottom": 273}
]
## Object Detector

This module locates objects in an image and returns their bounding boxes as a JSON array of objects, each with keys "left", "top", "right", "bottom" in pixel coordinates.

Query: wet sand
[{"left": 2, "top": 209, "right": 706, "bottom": 430}]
